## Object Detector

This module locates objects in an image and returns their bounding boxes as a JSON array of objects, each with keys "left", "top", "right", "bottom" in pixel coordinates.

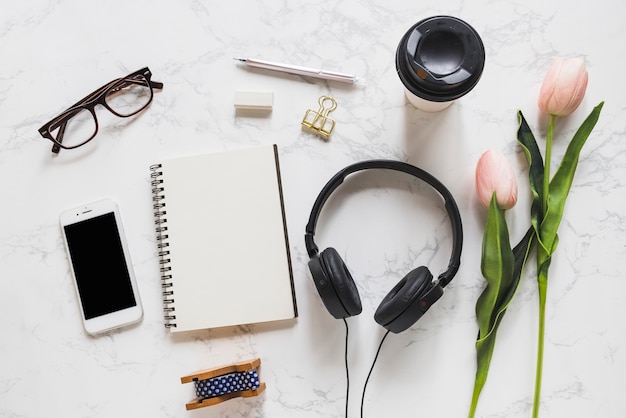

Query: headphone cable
[
  {"left": 343, "top": 318, "right": 350, "bottom": 418},
  {"left": 360, "top": 330, "right": 391, "bottom": 418}
]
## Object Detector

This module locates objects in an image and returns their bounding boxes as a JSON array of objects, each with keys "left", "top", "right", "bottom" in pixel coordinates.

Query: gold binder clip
[{"left": 302, "top": 96, "right": 337, "bottom": 139}]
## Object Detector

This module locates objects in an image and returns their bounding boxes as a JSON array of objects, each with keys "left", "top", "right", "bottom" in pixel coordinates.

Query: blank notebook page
[{"left": 157, "top": 144, "right": 296, "bottom": 332}]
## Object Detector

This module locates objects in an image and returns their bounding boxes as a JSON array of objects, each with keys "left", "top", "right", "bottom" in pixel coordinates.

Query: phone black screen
[{"left": 64, "top": 212, "right": 137, "bottom": 319}]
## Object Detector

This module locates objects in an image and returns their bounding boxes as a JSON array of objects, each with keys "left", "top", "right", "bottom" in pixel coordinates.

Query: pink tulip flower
[
  {"left": 475, "top": 150, "right": 518, "bottom": 210},
  {"left": 537, "top": 57, "right": 588, "bottom": 117}
]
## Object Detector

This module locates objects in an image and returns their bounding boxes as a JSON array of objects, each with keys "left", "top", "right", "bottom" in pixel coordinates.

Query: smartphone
[{"left": 60, "top": 198, "right": 143, "bottom": 335}]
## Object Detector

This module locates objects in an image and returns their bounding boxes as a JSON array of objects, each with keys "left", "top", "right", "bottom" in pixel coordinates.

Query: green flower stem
[
  {"left": 532, "top": 113, "right": 555, "bottom": 418},
  {"left": 542, "top": 115, "right": 555, "bottom": 212},
  {"left": 532, "top": 270, "right": 548, "bottom": 418},
  {"left": 532, "top": 115, "right": 556, "bottom": 418}
]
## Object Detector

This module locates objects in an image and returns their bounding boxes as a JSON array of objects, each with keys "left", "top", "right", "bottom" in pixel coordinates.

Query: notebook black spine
[{"left": 150, "top": 163, "right": 177, "bottom": 329}]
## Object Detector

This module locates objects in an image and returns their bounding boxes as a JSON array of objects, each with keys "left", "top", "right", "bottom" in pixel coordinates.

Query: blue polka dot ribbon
[{"left": 195, "top": 370, "right": 261, "bottom": 399}]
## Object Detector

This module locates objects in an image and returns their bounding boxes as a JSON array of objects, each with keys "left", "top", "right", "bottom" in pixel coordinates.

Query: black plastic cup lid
[{"left": 396, "top": 16, "right": 485, "bottom": 102}]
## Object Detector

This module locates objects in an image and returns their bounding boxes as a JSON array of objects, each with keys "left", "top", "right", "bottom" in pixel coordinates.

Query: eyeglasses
[{"left": 38, "top": 67, "right": 163, "bottom": 154}]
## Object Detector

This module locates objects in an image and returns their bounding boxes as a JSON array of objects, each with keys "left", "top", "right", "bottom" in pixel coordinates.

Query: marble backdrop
[{"left": 1, "top": 0, "right": 625, "bottom": 417}]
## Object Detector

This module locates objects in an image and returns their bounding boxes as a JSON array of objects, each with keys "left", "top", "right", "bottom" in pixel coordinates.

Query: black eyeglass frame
[{"left": 38, "top": 67, "right": 163, "bottom": 154}]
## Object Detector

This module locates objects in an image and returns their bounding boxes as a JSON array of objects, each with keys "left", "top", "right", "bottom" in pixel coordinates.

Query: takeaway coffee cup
[{"left": 396, "top": 16, "right": 485, "bottom": 112}]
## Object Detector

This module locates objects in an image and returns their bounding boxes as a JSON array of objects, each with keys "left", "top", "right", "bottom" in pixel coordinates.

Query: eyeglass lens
[
  {"left": 49, "top": 108, "right": 97, "bottom": 149},
  {"left": 105, "top": 76, "right": 153, "bottom": 116}
]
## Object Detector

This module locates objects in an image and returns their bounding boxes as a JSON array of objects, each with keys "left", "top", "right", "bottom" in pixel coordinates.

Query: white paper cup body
[{"left": 404, "top": 88, "right": 454, "bottom": 112}]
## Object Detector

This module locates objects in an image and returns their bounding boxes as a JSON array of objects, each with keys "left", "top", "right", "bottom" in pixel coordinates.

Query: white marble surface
[{"left": 1, "top": 0, "right": 625, "bottom": 417}]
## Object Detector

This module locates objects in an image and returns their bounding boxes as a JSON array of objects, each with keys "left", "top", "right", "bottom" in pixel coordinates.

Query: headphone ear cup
[
  {"left": 374, "top": 266, "right": 435, "bottom": 333},
  {"left": 319, "top": 247, "right": 362, "bottom": 318}
]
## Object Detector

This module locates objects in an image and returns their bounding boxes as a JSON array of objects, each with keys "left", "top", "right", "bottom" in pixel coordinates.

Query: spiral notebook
[{"left": 150, "top": 144, "right": 297, "bottom": 332}]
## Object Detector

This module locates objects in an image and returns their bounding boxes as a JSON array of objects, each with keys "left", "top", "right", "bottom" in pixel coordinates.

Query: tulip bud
[
  {"left": 475, "top": 150, "right": 518, "bottom": 210},
  {"left": 538, "top": 57, "right": 588, "bottom": 117}
]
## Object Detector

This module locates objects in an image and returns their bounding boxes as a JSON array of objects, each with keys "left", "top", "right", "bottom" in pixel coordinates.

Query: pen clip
[{"left": 318, "top": 70, "right": 355, "bottom": 83}]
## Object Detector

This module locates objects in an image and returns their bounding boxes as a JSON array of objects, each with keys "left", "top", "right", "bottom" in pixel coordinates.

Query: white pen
[{"left": 234, "top": 57, "right": 362, "bottom": 84}]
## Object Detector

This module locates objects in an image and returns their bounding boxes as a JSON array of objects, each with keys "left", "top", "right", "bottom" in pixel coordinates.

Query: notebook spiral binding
[{"left": 150, "top": 163, "right": 177, "bottom": 329}]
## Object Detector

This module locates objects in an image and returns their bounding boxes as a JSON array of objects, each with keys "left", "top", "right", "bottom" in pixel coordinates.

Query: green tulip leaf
[
  {"left": 540, "top": 102, "right": 604, "bottom": 253},
  {"left": 469, "top": 195, "right": 535, "bottom": 418},
  {"left": 517, "top": 111, "right": 546, "bottom": 246},
  {"left": 476, "top": 195, "right": 515, "bottom": 336}
]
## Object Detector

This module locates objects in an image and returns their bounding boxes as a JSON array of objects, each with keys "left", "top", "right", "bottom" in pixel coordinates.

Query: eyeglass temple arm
[
  {"left": 111, "top": 78, "right": 163, "bottom": 92},
  {"left": 55, "top": 75, "right": 164, "bottom": 118},
  {"left": 51, "top": 123, "right": 66, "bottom": 153}
]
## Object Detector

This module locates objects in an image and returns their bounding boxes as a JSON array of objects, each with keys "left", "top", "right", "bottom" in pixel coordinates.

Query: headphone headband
[{"left": 304, "top": 160, "right": 462, "bottom": 287}]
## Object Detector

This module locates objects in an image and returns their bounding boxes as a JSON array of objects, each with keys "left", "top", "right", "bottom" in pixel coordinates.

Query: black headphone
[{"left": 305, "top": 160, "right": 463, "bottom": 333}]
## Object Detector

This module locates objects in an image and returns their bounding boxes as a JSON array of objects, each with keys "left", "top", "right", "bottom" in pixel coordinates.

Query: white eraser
[{"left": 234, "top": 90, "right": 274, "bottom": 110}]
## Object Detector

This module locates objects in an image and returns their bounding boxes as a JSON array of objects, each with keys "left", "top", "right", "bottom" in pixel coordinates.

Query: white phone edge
[{"left": 59, "top": 197, "right": 143, "bottom": 335}]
